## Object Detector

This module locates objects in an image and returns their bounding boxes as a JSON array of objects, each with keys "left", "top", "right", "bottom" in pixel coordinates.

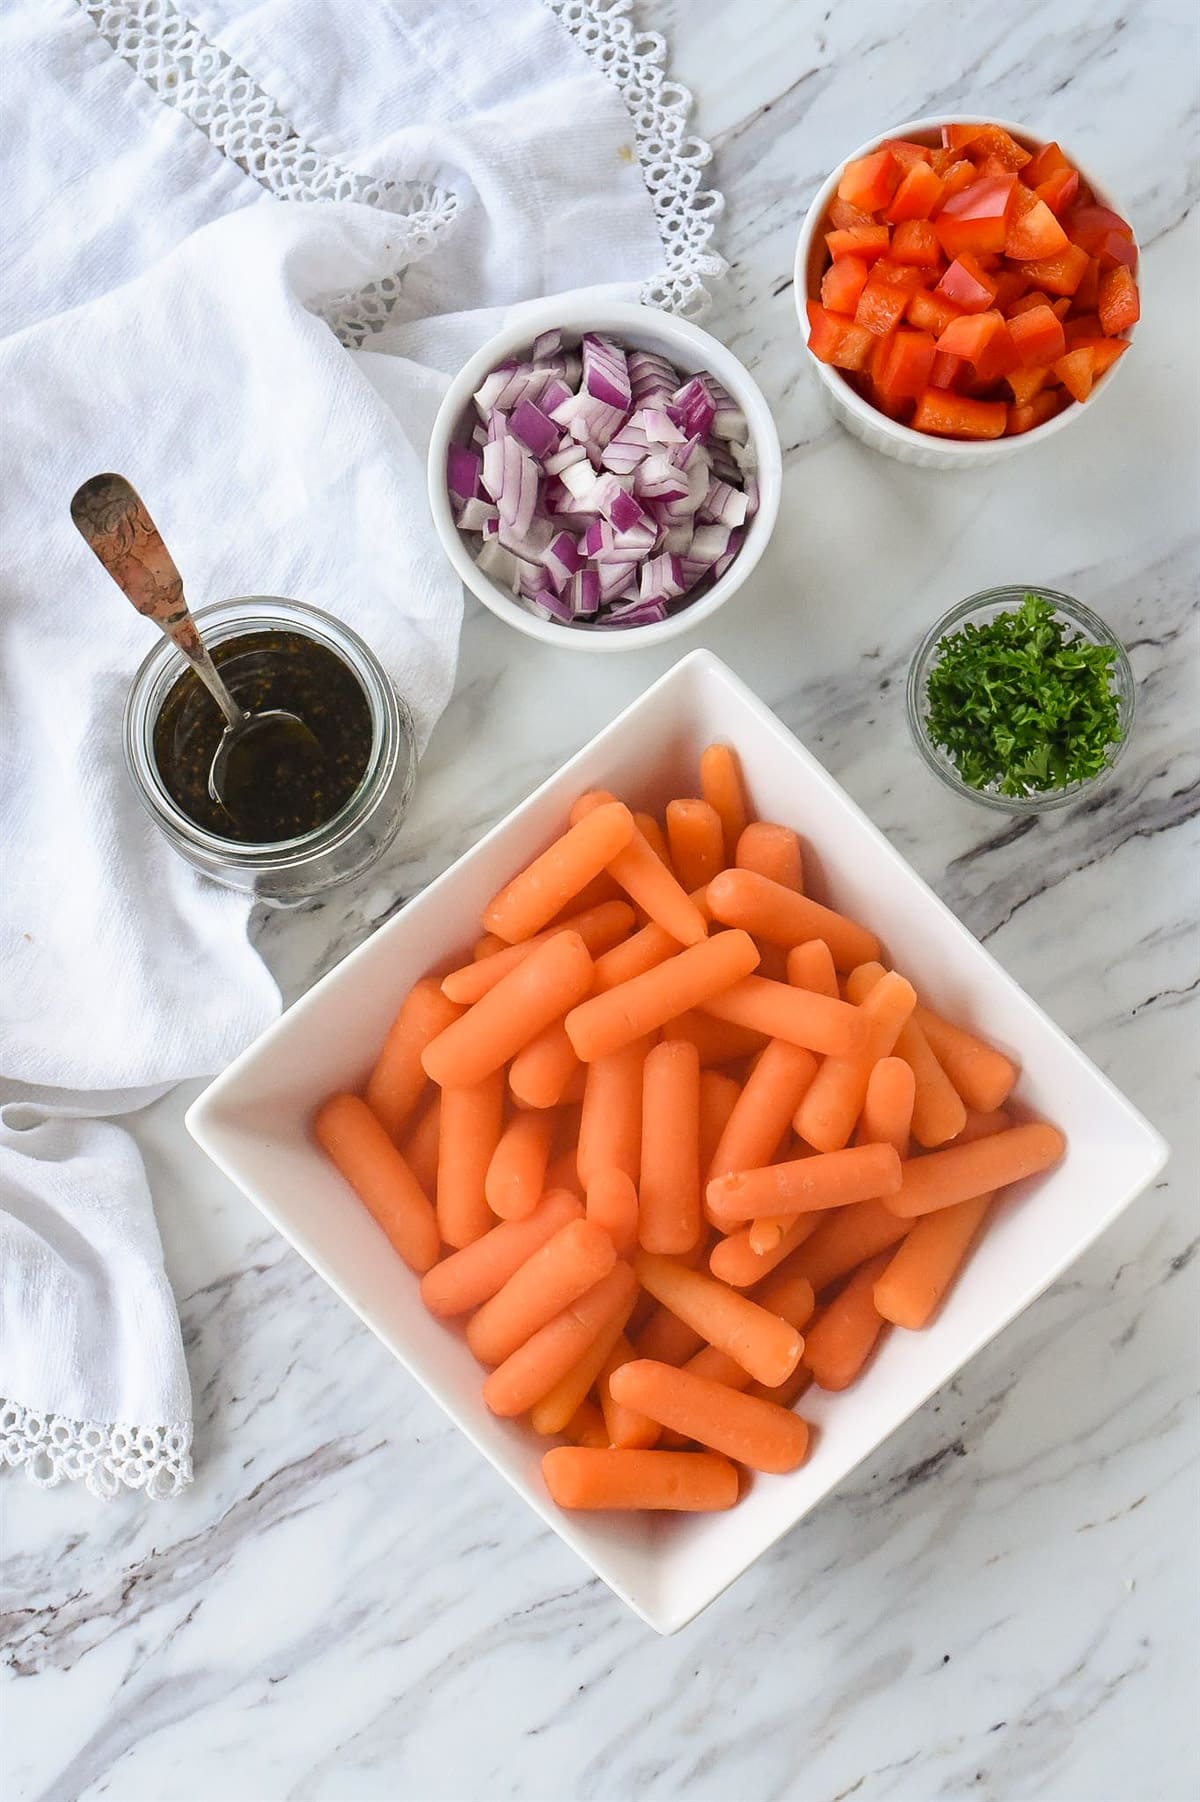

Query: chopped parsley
[{"left": 924, "top": 593, "right": 1124, "bottom": 797}]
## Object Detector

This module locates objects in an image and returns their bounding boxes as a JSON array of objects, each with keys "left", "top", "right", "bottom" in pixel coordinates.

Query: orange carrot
[
  {"left": 874, "top": 1193, "right": 992, "bottom": 1328},
  {"left": 422, "top": 930, "right": 594, "bottom": 1089},
  {"left": 592, "top": 919, "right": 677, "bottom": 991},
  {"left": 913, "top": 1004, "right": 1018, "bottom": 1113},
  {"left": 786, "top": 939, "right": 838, "bottom": 997},
  {"left": 436, "top": 1072, "right": 505, "bottom": 1248},
  {"left": 666, "top": 798, "right": 726, "bottom": 891},
  {"left": 707, "top": 1141, "right": 901, "bottom": 1225},
  {"left": 673, "top": 1267, "right": 815, "bottom": 1397},
  {"left": 707, "top": 1040, "right": 818, "bottom": 1180},
  {"left": 565, "top": 930, "right": 760, "bottom": 1062},
  {"left": 599, "top": 1335, "right": 661, "bottom": 1449},
  {"left": 635, "top": 1304, "right": 705, "bottom": 1366},
  {"left": 858, "top": 1055, "right": 915, "bottom": 1158},
  {"left": 529, "top": 1287, "right": 637, "bottom": 1434},
  {"left": 794, "top": 969, "right": 916, "bottom": 1152},
  {"left": 485, "top": 1109, "right": 555, "bottom": 1221},
  {"left": 607, "top": 824, "right": 710, "bottom": 947},
  {"left": 586, "top": 1167, "right": 640, "bottom": 1258},
  {"left": 843, "top": 963, "right": 965, "bottom": 1147},
  {"left": 639, "top": 1039, "right": 702, "bottom": 1254},
  {"left": 957, "top": 1106, "right": 1014, "bottom": 1142},
  {"left": 804, "top": 1252, "right": 892, "bottom": 1390},
  {"left": 441, "top": 901, "right": 634, "bottom": 1006},
  {"left": 706, "top": 868, "right": 880, "bottom": 971},
  {"left": 886, "top": 1122, "right": 1065, "bottom": 1218},
  {"left": 563, "top": 1400, "right": 611, "bottom": 1448},
  {"left": 314, "top": 1094, "right": 441, "bottom": 1274},
  {"left": 542, "top": 1444, "right": 739, "bottom": 1511},
  {"left": 735, "top": 821, "right": 804, "bottom": 891},
  {"left": 792, "top": 1199, "right": 909, "bottom": 1293},
  {"left": 700, "top": 975, "right": 869, "bottom": 1059},
  {"left": 698, "top": 1069, "right": 742, "bottom": 1174},
  {"left": 483, "top": 802, "right": 636, "bottom": 943},
  {"left": 419, "top": 1188, "right": 582, "bottom": 1316},
  {"left": 399, "top": 1089, "right": 441, "bottom": 1197},
  {"left": 508, "top": 1018, "right": 580, "bottom": 1109},
  {"left": 709, "top": 1213, "right": 820, "bottom": 1287},
  {"left": 576, "top": 1037, "right": 647, "bottom": 1188},
  {"left": 544, "top": 1149, "right": 583, "bottom": 1199},
  {"left": 667, "top": 1010, "right": 768, "bottom": 1066},
  {"left": 473, "top": 932, "right": 505, "bottom": 960},
  {"left": 610, "top": 1360, "right": 809, "bottom": 1474},
  {"left": 483, "top": 1261, "right": 636, "bottom": 1417},
  {"left": 467, "top": 1217, "right": 618, "bottom": 1366},
  {"left": 365, "top": 979, "right": 461, "bottom": 1140},
  {"left": 634, "top": 811, "right": 672, "bottom": 868},
  {"left": 634, "top": 1252, "right": 804, "bottom": 1387},
  {"left": 746, "top": 1362, "right": 813, "bottom": 1408},
  {"left": 747, "top": 1210, "right": 808, "bottom": 1255},
  {"left": 700, "top": 742, "right": 750, "bottom": 863}
]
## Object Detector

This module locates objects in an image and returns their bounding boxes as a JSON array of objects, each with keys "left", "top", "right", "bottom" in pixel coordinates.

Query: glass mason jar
[{"left": 124, "top": 597, "right": 416, "bottom": 902}]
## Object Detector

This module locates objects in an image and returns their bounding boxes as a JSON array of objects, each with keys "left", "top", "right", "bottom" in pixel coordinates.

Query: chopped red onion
[
  {"left": 700, "top": 478, "right": 749, "bottom": 529},
  {"left": 447, "top": 443, "right": 482, "bottom": 501},
  {"left": 509, "top": 398, "right": 559, "bottom": 461},
  {"left": 567, "top": 568, "right": 601, "bottom": 616},
  {"left": 671, "top": 375, "right": 717, "bottom": 441},
  {"left": 544, "top": 443, "right": 588, "bottom": 476},
  {"left": 582, "top": 333, "right": 632, "bottom": 412},
  {"left": 456, "top": 497, "right": 498, "bottom": 532},
  {"left": 530, "top": 328, "right": 563, "bottom": 362},
  {"left": 628, "top": 350, "right": 678, "bottom": 406}
]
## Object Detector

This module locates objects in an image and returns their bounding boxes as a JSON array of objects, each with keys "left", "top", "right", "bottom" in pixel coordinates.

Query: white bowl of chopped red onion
[{"left": 427, "top": 298, "right": 781, "bottom": 648}]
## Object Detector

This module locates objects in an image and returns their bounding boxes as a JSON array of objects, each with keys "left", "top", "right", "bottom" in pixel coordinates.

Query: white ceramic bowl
[
  {"left": 187, "top": 650, "right": 1166, "bottom": 1634},
  {"left": 793, "top": 116, "right": 1137, "bottom": 470},
  {"left": 426, "top": 298, "right": 782, "bottom": 651}
]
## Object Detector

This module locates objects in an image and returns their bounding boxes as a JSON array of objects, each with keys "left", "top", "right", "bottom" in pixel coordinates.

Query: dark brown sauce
[{"left": 152, "top": 629, "right": 372, "bottom": 843}]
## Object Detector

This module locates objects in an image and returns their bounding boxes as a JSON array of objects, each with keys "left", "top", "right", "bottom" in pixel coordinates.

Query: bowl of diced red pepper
[{"left": 794, "top": 117, "right": 1140, "bottom": 465}]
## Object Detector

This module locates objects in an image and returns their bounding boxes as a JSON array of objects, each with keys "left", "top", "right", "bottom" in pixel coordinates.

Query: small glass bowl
[
  {"left": 124, "top": 596, "right": 416, "bottom": 902},
  {"left": 906, "top": 586, "right": 1135, "bottom": 814}
]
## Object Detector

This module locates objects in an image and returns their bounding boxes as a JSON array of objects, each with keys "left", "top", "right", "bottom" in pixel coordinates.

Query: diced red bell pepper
[
  {"left": 1090, "top": 338, "right": 1130, "bottom": 376},
  {"left": 1025, "top": 140, "right": 1072, "bottom": 186},
  {"left": 906, "top": 287, "right": 964, "bottom": 335},
  {"left": 838, "top": 149, "right": 903, "bottom": 213},
  {"left": 867, "top": 330, "right": 897, "bottom": 384},
  {"left": 1007, "top": 303, "right": 1066, "bottom": 368},
  {"left": 1052, "top": 296, "right": 1072, "bottom": 318},
  {"left": 937, "top": 157, "right": 979, "bottom": 198},
  {"left": 944, "top": 123, "right": 1032, "bottom": 169},
  {"left": 855, "top": 275, "right": 912, "bottom": 336},
  {"left": 1064, "top": 313, "right": 1103, "bottom": 349},
  {"left": 828, "top": 196, "right": 878, "bottom": 232},
  {"left": 1053, "top": 346, "right": 1096, "bottom": 403},
  {"left": 934, "top": 175, "right": 1017, "bottom": 256},
  {"left": 1067, "top": 204, "right": 1137, "bottom": 270},
  {"left": 1073, "top": 256, "right": 1101, "bottom": 313},
  {"left": 882, "top": 138, "right": 935, "bottom": 167},
  {"left": 1004, "top": 187, "right": 1070, "bottom": 260},
  {"left": 936, "top": 308, "right": 1008, "bottom": 366},
  {"left": 991, "top": 268, "right": 1031, "bottom": 311},
  {"left": 930, "top": 350, "right": 963, "bottom": 389},
  {"left": 886, "top": 161, "right": 946, "bottom": 223},
  {"left": 1008, "top": 390, "right": 1065, "bottom": 434},
  {"left": 1035, "top": 168, "right": 1080, "bottom": 217},
  {"left": 912, "top": 389, "right": 1008, "bottom": 439},
  {"left": 1098, "top": 264, "right": 1140, "bottom": 336},
  {"left": 936, "top": 252, "right": 998, "bottom": 314},
  {"left": 878, "top": 330, "right": 939, "bottom": 402},
  {"left": 821, "top": 254, "right": 871, "bottom": 316},
  {"left": 1006, "top": 364, "right": 1050, "bottom": 407},
  {"left": 825, "top": 224, "right": 891, "bottom": 262},
  {"left": 889, "top": 219, "right": 941, "bottom": 266},
  {"left": 871, "top": 257, "right": 927, "bottom": 291},
  {"left": 866, "top": 380, "right": 916, "bottom": 424},
  {"left": 1019, "top": 242, "right": 1090, "bottom": 296},
  {"left": 806, "top": 301, "right": 875, "bottom": 371}
]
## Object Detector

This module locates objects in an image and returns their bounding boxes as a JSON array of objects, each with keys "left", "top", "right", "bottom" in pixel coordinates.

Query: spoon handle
[{"left": 70, "top": 472, "right": 243, "bottom": 728}]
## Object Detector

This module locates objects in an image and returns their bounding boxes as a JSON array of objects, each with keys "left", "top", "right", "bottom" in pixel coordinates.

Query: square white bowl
[{"left": 186, "top": 650, "right": 1167, "bottom": 1634}]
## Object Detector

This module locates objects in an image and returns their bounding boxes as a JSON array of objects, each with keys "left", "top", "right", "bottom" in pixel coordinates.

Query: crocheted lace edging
[{"left": 1, "top": 1398, "right": 193, "bottom": 1499}]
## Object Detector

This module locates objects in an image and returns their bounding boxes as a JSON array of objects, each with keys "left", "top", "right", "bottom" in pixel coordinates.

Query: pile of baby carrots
[{"left": 314, "top": 745, "right": 1065, "bottom": 1513}]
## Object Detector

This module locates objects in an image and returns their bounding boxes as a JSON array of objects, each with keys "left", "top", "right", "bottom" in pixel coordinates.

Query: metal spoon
[{"left": 71, "top": 473, "right": 317, "bottom": 813}]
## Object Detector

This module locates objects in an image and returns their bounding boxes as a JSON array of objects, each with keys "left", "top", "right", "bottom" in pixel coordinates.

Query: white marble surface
[{"left": 5, "top": 2, "right": 1199, "bottom": 1798}]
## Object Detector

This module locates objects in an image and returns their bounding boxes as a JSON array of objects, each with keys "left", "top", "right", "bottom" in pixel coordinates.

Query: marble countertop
[{"left": 6, "top": 2, "right": 1198, "bottom": 1798}]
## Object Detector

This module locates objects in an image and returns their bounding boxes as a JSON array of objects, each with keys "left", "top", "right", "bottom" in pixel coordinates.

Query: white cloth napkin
[{"left": 0, "top": 0, "right": 718, "bottom": 1497}]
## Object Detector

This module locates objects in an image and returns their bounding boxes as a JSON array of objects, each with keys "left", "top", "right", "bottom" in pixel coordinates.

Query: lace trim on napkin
[
  {"left": 79, "top": 0, "right": 725, "bottom": 332},
  {"left": 1, "top": 1398, "right": 193, "bottom": 1500}
]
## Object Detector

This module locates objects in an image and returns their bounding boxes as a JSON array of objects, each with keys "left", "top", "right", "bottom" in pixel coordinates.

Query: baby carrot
[
  {"left": 419, "top": 1188, "right": 582, "bottom": 1317},
  {"left": 748, "top": 1212, "right": 805, "bottom": 1255},
  {"left": 671, "top": 1266, "right": 815, "bottom": 1406},
  {"left": 441, "top": 901, "right": 634, "bottom": 1006},
  {"left": 314, "top": 1094, "right": 441, "bottom": 1274},
  {"left": 635, "top": 1304, "right": 705, "bottom": 1366},
  {"left": 576, "top": 1037, "right": 647, "bottom": 1188},
  {"left": 786, "top": 939, "right": 838, "bottom": 997},
  {"left": 474, "top": 932, "right": 505, "bottom": 959},
  {"left": 542, "top": 1445, "right": 739, "bottom": 1511},
  {"left": 607, "top": 825, "right": 710, "bottom": 947},
  {"left": 706, "top": 869, "right": 880, "bottom": 972},
  {"left": 794, "top": 970, "right": 916, "bottom": 1152},
  {"left": 913, "top": 1004, "right": 1018, "bottom": 1113},
  {"left": 483, "top": 1261, "right": 636, "bottom": 1416},
  {"left": 666, "top": 798, "right": 726, "bottom": 891},
  {"left": 565, "top": 930, "right": 760, "bottom": 1062},
  {"left": 708, "top": 1039, "right": 818, "bottom": 1180},
  {"left": 700, "top": 742, "right": 750, "bottom": 863},
  {"left": 466, "top": 1217, "right": 617, "bottom": 1366},
  {"left": 563, "top": 1400, "right": 611, "bottom": 1448},
  {"left": 746, "top": 1362, "right": 813, "bottom": 1408},
  {"left": 483, "top": 801, "right": 636, "bottom": 943},
  {"left": 958, "top": 1106, "right": 1014, "bottom": 1142},
  {"left": 843, "top": 963, "right": 965, "bottom": 1147},
  {"left": 707, "top": 1141, "right": 902, "bottom": 1225},
  {"left": 700, "top": 976, "right": 869, "bottom": 1059},
  {"left": 886, "top": 1122, "right": 1065, "bottom": 1218},
  {"left": 610, "top": 1360, "right": 809, "bottom": 1474},
  {"left": 508, "top": 1018, "right": 580, "bottom": 1109},
  {"left": 634, "top": 1252, "right": 804, "bottom": 1387},
  {"left": 365, "top": 979, "right": 462, "bottom": 1140},
  {"left": 709, "top": 1214, "right": 820, "bottom": 1287},
  {"left": 805, "top": 1252, "right": 892, "bottom": 1390},
  {"left": 529, "top": 1287, "right": 637, "bottom": 1435},
  {"left": 399, "top": 1089, "right": 441, "bottom": 1197},
  {"left": 599, "top": 1335, "right": 662, "bottom": 1449},
  {"left": 874, "top": 1192, "right": 992, "bottom": 1329},
  {"left": 592, "top": 920, "right": 678, "bottom": 991},
  {"left": 858, "top": 1056, "right": 916, "bottom": 1159},
  {"left": 736, "top": 821, "right": 804, "bottom": 892},
  {"left": 544, "top": 1149, "right": 583, "bottom": 1199},
  {"left": 639, "top": 1040, "right": 702, "bottom": 1254},
  {"left": 485, "top": 1109, "right": 555, "bottom": 1220},
  {"left": 792, "top": 1198, "right": 909, "bottom": 1293},
  {"left": 586, "top": 1167, "right": 640, "bottom": 1259},
  {"left": 668, "top": 1010, "right": 768, "bottom": 1067},
  {"left": 422, "top": 930, "right": 595, "bottom": 1089},
  {"left": 437, "top": 1071, "right": 505, "bottom": 1247}
]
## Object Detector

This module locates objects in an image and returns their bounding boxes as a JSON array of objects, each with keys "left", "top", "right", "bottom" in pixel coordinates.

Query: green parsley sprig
[{"left": 924, "top": 593, "right": 1124, "bottom": 797}]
